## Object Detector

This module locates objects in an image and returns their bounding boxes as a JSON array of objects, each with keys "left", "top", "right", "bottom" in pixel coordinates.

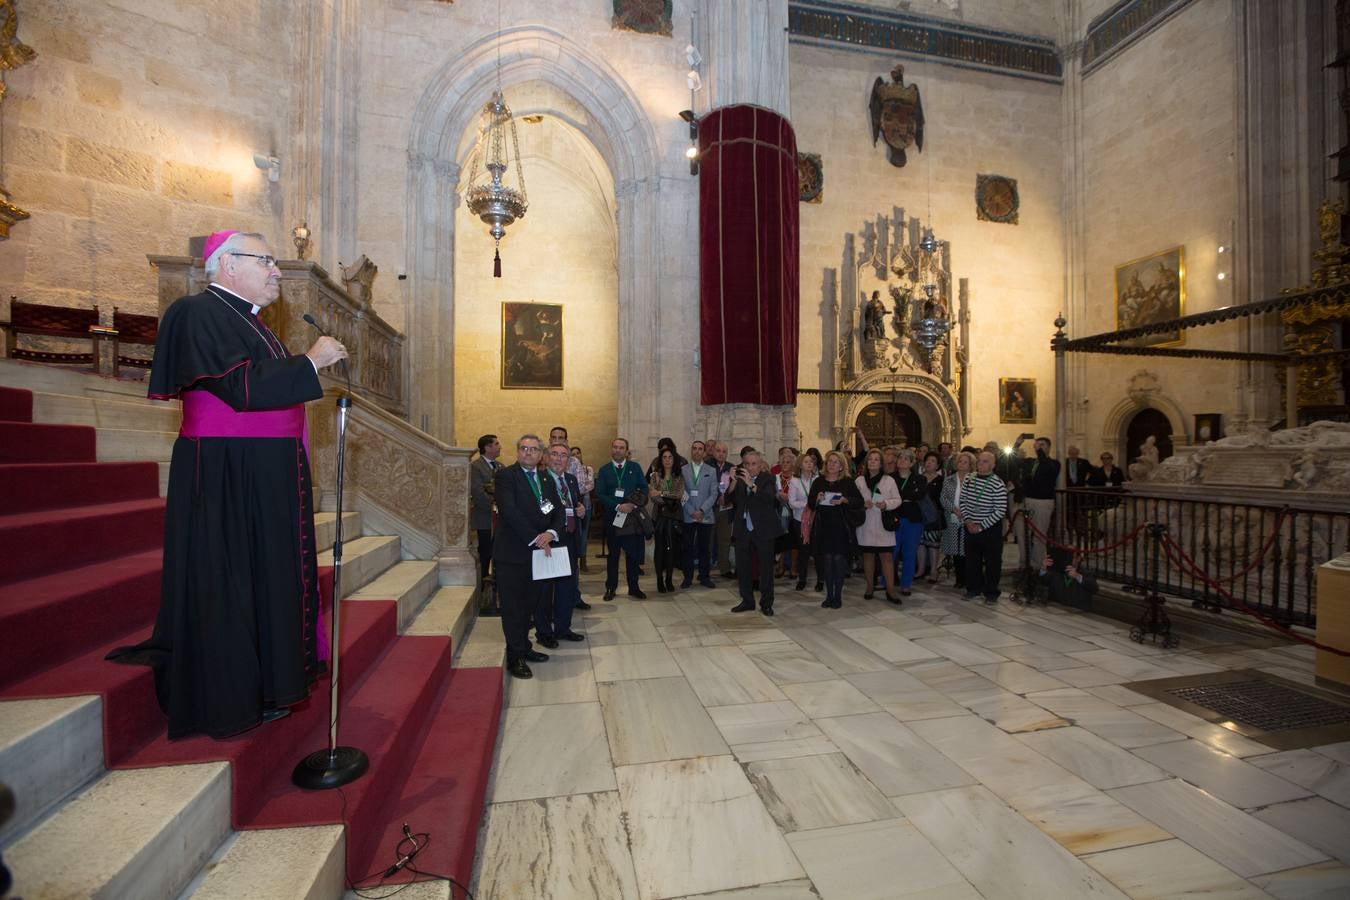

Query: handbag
[
  {"left": 635, "top": 504, "right": 656, "bottom": 539},
  {"left": 881, "top": 506, "right": 902, "bottom": 531},
  {"left": 918, "top": 494, "right": 940, "bottom": 529}
]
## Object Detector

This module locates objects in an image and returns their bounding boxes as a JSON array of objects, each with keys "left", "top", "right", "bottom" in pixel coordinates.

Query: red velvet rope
[
  {"left": 1160, "top": 534, "right": 1349, "bottom": 657},
  {"left": 1012, "top": 509, "right": 1150, "bottom": 556}
]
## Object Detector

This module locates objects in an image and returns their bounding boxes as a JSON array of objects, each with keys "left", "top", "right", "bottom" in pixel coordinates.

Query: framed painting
[
  {"left": 999, "top": 377, "right": 1036, "bottom": 424},
  {"left": 501, "top": 302, "right": 563, "bottom": 389},
  {"left": 1194, "top": 413, "right": 1223, "bottom": 443},
  {"left": 1114, "top": 246, "right": 1185, "bottom": 346}
]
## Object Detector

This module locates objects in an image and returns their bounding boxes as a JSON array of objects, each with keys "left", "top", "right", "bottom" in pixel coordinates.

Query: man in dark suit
[
  {"left": 491, "top": 434, "right": 566, "bottom": 679},
  {"left": 470, "top": 434, "right": 501, "bottom": 584},
  {"left": 595, "top": 437, "right": 650, "bottom": 601},
  {"left": 535, "top": 443, "right": 587, "bottom": 647},
  {"left": 729, "top": 450, "right": 785, "bottom": 616}
]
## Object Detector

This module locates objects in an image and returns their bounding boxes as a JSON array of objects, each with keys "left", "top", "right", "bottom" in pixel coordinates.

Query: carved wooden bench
[
  {"left": 0, "top": 298, "right": 105, "bottom": 371},
  {"left": 112, "top": 306, "right": 158, "bottom": 376}
]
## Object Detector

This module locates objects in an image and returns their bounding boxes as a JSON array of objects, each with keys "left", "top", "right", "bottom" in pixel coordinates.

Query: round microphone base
[{"left": 292, "top": 746, "right": 370, "bottom": 790}]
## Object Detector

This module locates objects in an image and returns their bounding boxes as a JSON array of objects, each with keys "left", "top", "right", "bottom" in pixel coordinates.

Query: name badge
[
  {"left": 565, "top": 507, "right": 575, "bottom": 517},
  {"left": 540, "top": 500, "right": 555, "bottom": 514},
  {"left": 614, "top": 489, "right": 626, "bottom": 498},
  {"left": 689, "top": 491, "right": 699, "bottom": 498}
]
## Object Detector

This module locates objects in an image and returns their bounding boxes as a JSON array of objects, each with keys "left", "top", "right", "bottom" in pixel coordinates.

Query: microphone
[{"left": 302, "top": 313, "right": 352, "bottom": 393}]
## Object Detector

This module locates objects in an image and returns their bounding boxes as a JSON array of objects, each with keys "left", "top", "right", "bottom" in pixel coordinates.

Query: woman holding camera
[
  {"left": 807, "top": 450, "right": 864, "bottom": 608},
  {"left": 855, "top": 449, "right": 903, "bottom": 603},
  {"left": 648, "top": 447, "right": 684, "bottom": 593}
]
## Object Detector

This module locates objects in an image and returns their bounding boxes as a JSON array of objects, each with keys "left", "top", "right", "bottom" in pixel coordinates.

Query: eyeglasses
[
  {"left": 518, "top": 445, "right": 542, "bottom": 454},
  {"left": 230, "top": 252, "right": 278, "bottom": 268}
]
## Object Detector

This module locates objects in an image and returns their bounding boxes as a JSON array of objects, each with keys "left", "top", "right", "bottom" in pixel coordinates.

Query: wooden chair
[{"left": 0, "top": 299, "right": 104, "bottom": 371}]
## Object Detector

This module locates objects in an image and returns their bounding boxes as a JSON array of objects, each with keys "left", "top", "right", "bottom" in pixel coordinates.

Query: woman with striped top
[{"left": 960, "top": 449, "right": 1009, "bottom": 604}]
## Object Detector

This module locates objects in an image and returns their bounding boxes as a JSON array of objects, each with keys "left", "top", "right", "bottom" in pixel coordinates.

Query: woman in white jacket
[{"left": 854, "top": 449, "right": 903, "bottom": 603}]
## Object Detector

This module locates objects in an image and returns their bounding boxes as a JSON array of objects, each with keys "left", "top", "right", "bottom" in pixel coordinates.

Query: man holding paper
[
  {"left": 492, "top": 434, "right": 566, "bottom": 680},
  {"left": 534, "top": 443, "right": 586, "bottom": 647}
]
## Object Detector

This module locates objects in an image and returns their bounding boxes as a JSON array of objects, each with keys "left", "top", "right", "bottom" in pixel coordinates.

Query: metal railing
[{"left": 1028, "top": 488, "right": 1350, "bottom": 629}]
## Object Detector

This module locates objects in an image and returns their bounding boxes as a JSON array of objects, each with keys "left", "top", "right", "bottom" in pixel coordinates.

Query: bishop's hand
[{"left": 306, "top": 336, "right": 348, "bottom": 369}]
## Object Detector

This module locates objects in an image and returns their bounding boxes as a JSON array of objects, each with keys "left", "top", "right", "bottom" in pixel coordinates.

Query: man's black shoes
[
  {"left": 730, "top": 600, "right": 756, "bottom": 613},
  {"left": 509, "top": 659, "right": 533, "bottom": 679},
  {"left": 559, "top": 631, "right": 586, "bottom": 641},
  {"left": 603, "top": 589, "right": 616, "bottom": 602},
  {"left": 575, "top": 600, "right": 592, "bottom": 610},
  {"left": 524, "top": 649, "right": 549, "bottom": 662},
  {"left": 537, "top": 635, "right": 559, "bottom": 649},
  {"left": 629, "top": 589, "right": 648, "bottom": 600}
]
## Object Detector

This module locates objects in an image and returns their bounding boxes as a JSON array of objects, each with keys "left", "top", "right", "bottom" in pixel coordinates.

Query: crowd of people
[{"left": 471, "top": 426, "right": 1125, "bottom": 679}]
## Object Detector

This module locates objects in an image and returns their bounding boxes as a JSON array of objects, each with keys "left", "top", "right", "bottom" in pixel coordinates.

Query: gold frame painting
[
  {"left": 999, "top": 377, "right": 1036, "bottom": 424},
  {"left": 501, "top": 301, "right": 564, "bottom": 390},
  {"left": 1114, "top": 246, "right": 1185, "bottom": 347}
]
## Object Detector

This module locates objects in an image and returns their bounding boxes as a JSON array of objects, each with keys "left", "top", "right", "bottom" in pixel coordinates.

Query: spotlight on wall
[
  {"left": 679, "top": 109, "right": 699, "bottom": 176},
  {"left": 252, "top": 154, "right": 281, "bottom": 183}
]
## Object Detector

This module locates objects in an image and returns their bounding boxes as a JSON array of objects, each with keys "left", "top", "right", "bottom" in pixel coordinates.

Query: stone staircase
[{"left": 0, "top": 360, "right": 495, "bottom": 900}]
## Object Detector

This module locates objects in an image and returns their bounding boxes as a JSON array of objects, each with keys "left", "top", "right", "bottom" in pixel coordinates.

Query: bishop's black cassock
[{"left": 109, "top": 285, "right": 325, "bottom": 739}]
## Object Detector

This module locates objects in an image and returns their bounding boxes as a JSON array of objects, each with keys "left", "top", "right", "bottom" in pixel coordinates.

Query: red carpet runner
[{"left": 0, "top": 383, "right": 502, "bottom": 888}]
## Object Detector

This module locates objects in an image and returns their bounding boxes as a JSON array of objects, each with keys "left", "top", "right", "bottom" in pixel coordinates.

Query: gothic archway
[
  {"left": 856, "top": 402, "right": 923, "bottom": 447},
  {"left": 1126, "top": 408, "right": 1174, "bottom": 464},
  {"left": 839, "top": 370, "right": 961, "bottom": 448}
]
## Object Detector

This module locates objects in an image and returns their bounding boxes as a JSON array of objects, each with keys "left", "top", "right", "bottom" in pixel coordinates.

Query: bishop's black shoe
[
  {"left": 524, "top": 649, "right": 550, "bottom": 662},
  {"left": 509, "top": 659, "right": 533, "bottom": 679},
  {"left": 262, "top": 707, "right": 290, "bottom": 723}
]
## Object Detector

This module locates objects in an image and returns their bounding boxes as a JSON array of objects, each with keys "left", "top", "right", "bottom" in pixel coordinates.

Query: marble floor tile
[
  {"left": 708, "top": 613, "right": 782, "bottom": 631},
  {"left": 1019, "top": 785, "right": 1173, "bottom": 855},
  {"left": 815, "top": 712, "right": 975, "bottom": 798},
  {"left": 658, "top": 621, "right": 733, "bottom": 648},
  {"left": 837, "top": 625, "right": 942, "bottom": 663},
  {"left": 1017, "top": 726, "right": 1169, "bottom": 790},
  {"left": 592, "top": 642, "right": 684, "bottom": 682},
  {"left": 781, "top": 679, "right": 881, "bottom": 718},
  {"left": 786, "top": 818, "right": 978, "bottom": 900},
  {"left": 970, "top": 660, "right": 1071, "bottom": 694},
  {"left": 875, "top": 611, "right": 948, "bottom": 638},
  {"left": 1082, "top": 838, "right": 1269, "bottom": 899},
  {"left": 956, "top": 689, "right": 1069, "bottom": 733},
  {"left": 1249, "top": 796, "right": 1350, "bottom": 865},
  {"left": 1027, "top": 689, "right": 1188, "bottom": 749},
  {"left": 1133, "top": 739, "right": 1311, "bottom": 808},
  {"left": 491, "top": 703, "right": 617, "bottom": 802},
  {"left": 1108, "top": 779, "right": 1328, "bottom": 878},
  {"left": 475, "top": 791, "right": 640, "bottom": 900},
  {"left": 1081, "top": 632, "right": 1182, "bottom": 658},
  {"left": 997, "top": 641, "right": 1085, "bottom": 670},
  {"left": 894, "top": 785, "right": 1130, "bottom": 899},
  {"left": 1087, "top": 684, "right": 1156, "bottom": 707},
  {"left": 906, "top": 659, "right": 996, "bottom": 696},
  {"left": 1129, "top": 702, "right": 1276, "bottom": 758},
  {"left": 643, "top": 602, "right": 708, "bottom": 627},
  {"left": 672, "top": 645, "right": 788, "bottom": 707},
  {"left": 586, "top": 613, "right": 663, "bottom": 646},
  {"left": 1150, "top": 654, "right": 1228, "bottom": 675},
  {"left": 669, "top": 881, "right": 821, "bottom": 900},
  {"left": 731, "top": 735, "right": 840, "bottom": 763},
  {"left": 726, "top": 627, "right": 791, "bottom": 645},
  {"left": 844, "top": 670, "right": 968, "bottom": 721},
  {"left": 1248, "top": 748, "right": 1350, "bottom": 807},
  {"left": 707, "top": 700, "right": 821, "bottom": 746},
  {"left": 1316, "top": 740, "right": 1350, "bottom": 764},
  {"left": 746, "top": 752, "right": 898, "bottom": 832},
  {"left": 995, "top": 620, "right": 1101, "bottom": 653},
  {"left": 744, "top": 645, "right": 839, "bottom": 685},
  {"left": 1054, "top": 665, "right": 1127, "bottom": 688},
  {"left": 599, "top": 676, "right": 729, "bottom": 766},
  {"left": 616, "top": 755, "right": 805, "bottom": 900},
  {"left": 913, "top": 635, "right": 1011, "bottom": 666},
  {"left": 1249, "top": 861, "right": 1350, "bottom": 900},
  {"left": 506, "top": 649, "right": 598, "bottom": 706},
  {"left": 779, "top": 627, "right": 893, "bottom": 674},
  {"left": 1068, "top": 648, "right": 1184, "bottom": 680},
  {"left": 940, "top": 621, "right": 1030, "bottom": 648}
]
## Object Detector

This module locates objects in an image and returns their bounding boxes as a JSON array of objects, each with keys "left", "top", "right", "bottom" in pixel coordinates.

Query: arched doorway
[
  {"left": 856, "top": 402, "right": 922, "bottom": 448},
  {"left": 1126, "top": 408, "right": 1173, "bottom": 464}
]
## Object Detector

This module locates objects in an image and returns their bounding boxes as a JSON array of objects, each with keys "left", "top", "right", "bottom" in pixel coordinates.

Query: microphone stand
[{"left": 293, "top": 319, "right": 368, "bottom": 789}]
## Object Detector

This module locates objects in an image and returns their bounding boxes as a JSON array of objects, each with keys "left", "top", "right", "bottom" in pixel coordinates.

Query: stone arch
[
  {"left": 1101, "top": 389, "right": 1188, "bottom": 463},
  {"left": 404, "top": 26, "right": 661, "bottom": 441},
  {"left": 841, "top": 370, "right": 962, "bottom": 447}
]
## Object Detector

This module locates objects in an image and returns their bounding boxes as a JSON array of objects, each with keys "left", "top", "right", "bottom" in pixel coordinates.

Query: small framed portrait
[
  {"left": 1194, "top": 413, "right": 1223, "bottom": 444},
  {"left": 1115, "top": 246, "right": 1185, "bottom": 347},
  {"left": 501, "top": 302, "right": 563, "bottom": 390},
  {"left": 999, "top": 378, "right": 1036, "bottom": 424}
]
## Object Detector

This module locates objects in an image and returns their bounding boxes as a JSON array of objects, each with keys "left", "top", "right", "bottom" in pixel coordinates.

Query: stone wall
[
  {"left": 789, "top": 41, "right": 1065, "bottom": 450},
  {"left": 0, "top": 0, "right": 292, "bottom": 318}
]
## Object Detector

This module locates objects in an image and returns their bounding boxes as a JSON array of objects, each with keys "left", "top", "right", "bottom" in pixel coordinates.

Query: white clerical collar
[{"left": 210, "top": 282, "right": 261, "bottom": 315}]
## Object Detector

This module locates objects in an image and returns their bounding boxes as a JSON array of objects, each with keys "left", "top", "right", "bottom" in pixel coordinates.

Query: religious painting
[
  {"left": 1114, "top": 246, "right": 1185, "bottom": 347},
  {"left": 798, "top": 152, "right": 823, "bottom": 203},
  {"left": 611, "top": 0, "right": 672, "bottom": 36},
  {"left": 501, "top": 302, "right": 563, "bottom": 389},
  {"left": 1194, "top": 413, "right": 1223, "bottom": 444},
  {"left": 999, "top": 377, "right": 1036, "bottom": 424},
  {"left": 976, "top": 174, "right": 1019, "bottom": 224},
  {"left": 869, "top": 64, "right": 924, "bottom": 167}
]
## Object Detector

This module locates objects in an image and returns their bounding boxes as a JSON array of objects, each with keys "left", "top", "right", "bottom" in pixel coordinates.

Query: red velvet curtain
[{"left": 698, "top": 105, "right": 799, "bottom": 406}]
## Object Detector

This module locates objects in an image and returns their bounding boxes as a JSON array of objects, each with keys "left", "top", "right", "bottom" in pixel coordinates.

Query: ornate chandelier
[
  {"left": 912, "top": 232, "right": 952, "bottom": 361},
  {"left": 464, "top": 90, "right": 528, "bottom": 277}
]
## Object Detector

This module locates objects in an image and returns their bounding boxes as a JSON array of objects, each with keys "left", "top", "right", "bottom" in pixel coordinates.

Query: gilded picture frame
[
  {"left": 1114, "top": 246, "right": 1185, "bottom": 347},
  {"left": 501, "top": 302, "right": 564, "bottom": 390},
  {"left": 999, "top": 377, "right": 1036, "bottom": 424}
]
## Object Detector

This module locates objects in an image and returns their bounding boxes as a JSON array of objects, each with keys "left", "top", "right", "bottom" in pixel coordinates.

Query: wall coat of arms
[{"left": 869, "top": 64, "right": 924, "bottom": 168}]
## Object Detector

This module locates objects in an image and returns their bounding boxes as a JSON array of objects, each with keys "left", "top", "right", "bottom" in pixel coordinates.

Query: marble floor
[{"left": 467, "top": 562, "right": 1350, "bottom": 900}]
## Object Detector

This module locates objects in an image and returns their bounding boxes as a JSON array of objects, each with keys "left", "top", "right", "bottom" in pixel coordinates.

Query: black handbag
[
  {"left": 881, "top": 506, "right": 902, "bottom": 531},
  {"left": 918, "top": 494, "right": 941, "bottom": 529},
  {"left": 635, "top": 504, "right": 656, "bottom": 539}
]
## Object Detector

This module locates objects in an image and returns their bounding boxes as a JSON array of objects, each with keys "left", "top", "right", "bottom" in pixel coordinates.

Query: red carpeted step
[
  {"left": 0, "top": 385, "right": 33, "bottom": 422},
  {"left": 0, "top": 420, "right": 96, "bottom": 462},
  {"left": 0, "top": 549, "right": 161, "bottom": 687},
  {"left": 0, "top": 461, "right": 161, "bottom": 513},
  {"left": 359, "top": 666, "right": 504, "bottom": 889},
  {"left": 0, "top": 498, "right": 165, "bottom": 585}
]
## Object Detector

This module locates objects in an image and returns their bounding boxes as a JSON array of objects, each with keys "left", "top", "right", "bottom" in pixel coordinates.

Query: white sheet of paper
[
  {"left": 822, "top": 491, "right": 842, "bottom": 504},
  {"left": 613, "top": 511, "right": 628, "bottom": 528},
  {"left": 532, "top": 545, "right": 571, "bottom": 580}
]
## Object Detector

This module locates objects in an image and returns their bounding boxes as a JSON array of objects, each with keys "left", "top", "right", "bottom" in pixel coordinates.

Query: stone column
[{"left": 697, "top": 0, "right": 797, "bottom": 454}]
